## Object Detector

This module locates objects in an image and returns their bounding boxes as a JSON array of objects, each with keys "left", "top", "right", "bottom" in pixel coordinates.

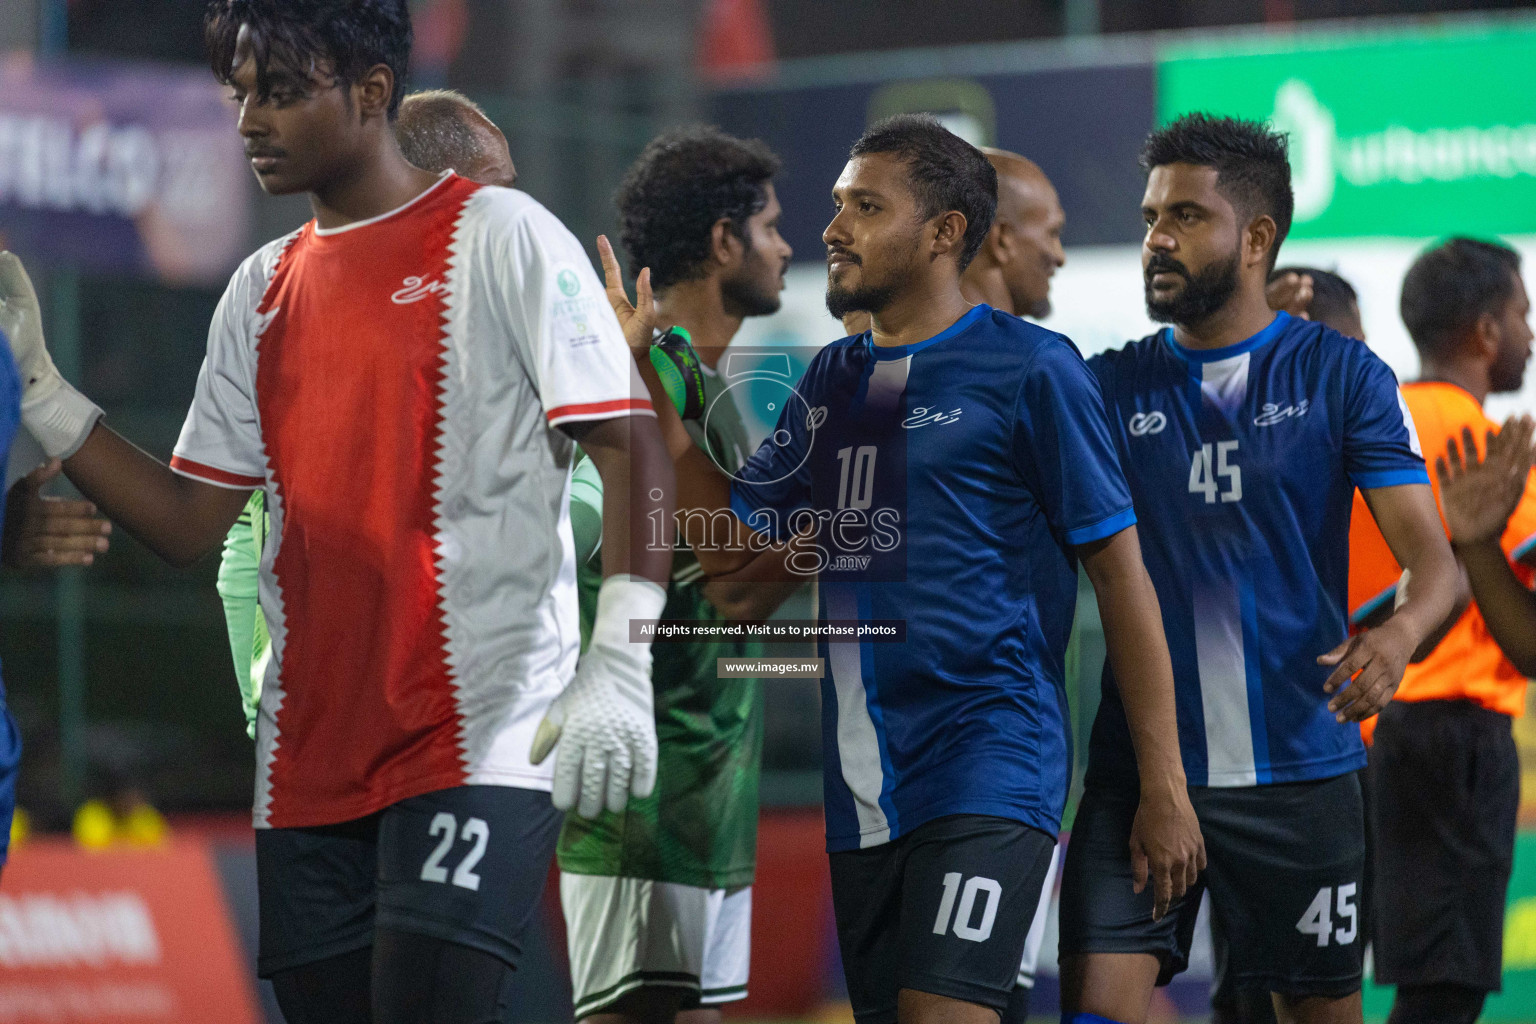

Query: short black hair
[
  {"left": 1270, "top": 265, "right": 1358, "bottom": 328},
  {"left": 1142, "top": 113, "right": 1294, "bottom": 270},
  {"left": 206, "top": 0, "right": 412, "bottom": 120},
  {"left": 1400, "top": 237, "right": 1522, "bottom": 360},
  {"left": 617, "top": 126, "right": 780, "bottom": 290},
  {"left": 849, "top": 114, "right": 996, "bottom": 271}
]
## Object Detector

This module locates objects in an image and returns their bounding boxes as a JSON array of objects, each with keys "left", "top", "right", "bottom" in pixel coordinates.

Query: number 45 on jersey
[{"left": 1189, "top": 441, "right": 1242, "bottom": 504}]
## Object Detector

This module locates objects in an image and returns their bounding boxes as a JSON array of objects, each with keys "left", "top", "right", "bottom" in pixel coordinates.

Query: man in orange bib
[{"left": 1347, "top": 237, "right": 1535, "bottom": 1024}]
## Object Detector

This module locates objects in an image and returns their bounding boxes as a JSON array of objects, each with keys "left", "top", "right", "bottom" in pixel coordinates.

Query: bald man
[
  {"left": 962, "top": 148, "right": 1066, "bottom": 318},
  {"left": 840, "top": 147, "right": 1066, "bottom": 337},
  {"left": 396, "top": 88, "right": 517, "bottom": 188}
]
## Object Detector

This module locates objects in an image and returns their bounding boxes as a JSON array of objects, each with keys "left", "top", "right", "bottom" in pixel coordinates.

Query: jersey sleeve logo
[
  {"left": 391, "top": 275, "right": 447, "bottom": 304},
  {"left": 557, "top": 269, "right": 581, "bottom": 296},
  {"left": 1128, "top": 411, "right": 1167, "bottom": 436},
  {"left": 1254, "top": 399, "right": 1310, "bottom": 426}
]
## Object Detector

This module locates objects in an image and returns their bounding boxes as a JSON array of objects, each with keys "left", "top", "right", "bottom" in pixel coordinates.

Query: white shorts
[
  {"left": 560, "top": 873, "right": 751, "bottom": 1018},
  {"left": 1016, "top": 842, "right": 1062, "bottom": 988}
]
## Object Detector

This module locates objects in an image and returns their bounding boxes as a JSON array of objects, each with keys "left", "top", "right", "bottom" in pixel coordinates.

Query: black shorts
[
  {"left": 1059, "top": 771, "right": 1364, "bottom": 998},
  {"left": 829, "top": 814, "right": 1056, "bottom": 1023},
  {"left": 255, "top": 784, "right": 561, "bottom": 977},
  {"left": 1370, "top": 699, "right": 1518, "bottom": 992}
]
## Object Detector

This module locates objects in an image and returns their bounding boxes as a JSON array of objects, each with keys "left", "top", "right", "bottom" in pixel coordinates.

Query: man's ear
[
  {"left": 356, "top": 63, "right": 394, "bottom": 120},
  {"left": 1472, "top": 311, "right": 1502, "bottom": 361},
  {"left": 930, "top": 210, "right": 969, "bottom": 261},
  {"left": 711, "top": 218, "right": 743, "bottom": 270},
  {"left": 985, "top": 221, "right": 1012, "bottom": 265},
  {"left": 1245, "top": 214, "right": 1277, "bottom": 269}
]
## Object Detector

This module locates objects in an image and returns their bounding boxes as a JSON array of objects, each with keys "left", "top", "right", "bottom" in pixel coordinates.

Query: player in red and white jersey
[{"left": 0, "top": 2, "right": 675, "bottom": 1021}]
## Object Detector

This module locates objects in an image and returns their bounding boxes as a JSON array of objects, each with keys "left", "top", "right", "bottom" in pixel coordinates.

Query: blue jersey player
[
  {"left": 0, "top": 325, "right": 23, "bottom": 873},
  {"left": 1057, "top": 115, "right": 1459, "bottom": 1024},
  {"left": 0, "top": 261, "right": 116, "bottom": 878},
  {"left": 600, "top": 116, "right": 1204, "bottom": 1024}
]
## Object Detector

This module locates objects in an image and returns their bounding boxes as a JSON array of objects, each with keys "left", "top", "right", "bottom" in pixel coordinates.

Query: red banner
[{"left": 0, "top": 840, "right": 258, "bottom": 1024}]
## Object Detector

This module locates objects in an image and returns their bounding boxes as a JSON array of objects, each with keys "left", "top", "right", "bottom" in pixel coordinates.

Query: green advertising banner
[{"left": 1159, "top": 23, "right": 1536, "bottom": 239}]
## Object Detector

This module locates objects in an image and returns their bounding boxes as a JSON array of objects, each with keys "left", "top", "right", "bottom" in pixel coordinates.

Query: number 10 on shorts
[
  {"left": 1296, "top": 883, "right": 1357, "bottom": 947},
  {"left": 933, "top": 872, "right": 1001, "bottom": 942}
]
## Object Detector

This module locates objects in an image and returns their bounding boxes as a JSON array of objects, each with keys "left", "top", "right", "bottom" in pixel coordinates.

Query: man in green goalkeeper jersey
[
  {"left": 217, "top": 88, "right": 517, "bottom": 736},
  {"left": 558, "top": 126, "right": 801, "bottom": 1024}
]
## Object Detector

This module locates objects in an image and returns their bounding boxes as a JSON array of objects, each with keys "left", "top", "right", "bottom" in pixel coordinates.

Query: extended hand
[
  {"left": 0, "top": 251, "right": 102, "bottom": 458},
  {"left": 2, "top": 459, "right": 112, "bottom": 568},
  {"left": 1437, "top": 417, "right": 1535, "bottom": 545},
  {"left": 1266, "top": 270, "right": 1314, "bottom": 319},
  {"left": 1129, "top": 780, "right": 1205, "bottom": 921},
  {"left": 1317, "top": 617, "right": 1415, "bottom": 721},
  {"left": 595, "top": 235, "right": 655, "bottom": 356}
]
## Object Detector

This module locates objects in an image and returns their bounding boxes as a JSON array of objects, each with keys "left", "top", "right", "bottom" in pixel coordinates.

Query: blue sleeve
[
  {"left": 728, "top": 377, "right": 816, "bottom": 543},
  {"left": 1013, "top": 338, "right": 1136, "bottom": 547},
  {"left": 0, "top": 331, "right": 20, "bottom": 541},
  {"left": 1344, "top": 346, "right": 1430, "bottom": 490}
]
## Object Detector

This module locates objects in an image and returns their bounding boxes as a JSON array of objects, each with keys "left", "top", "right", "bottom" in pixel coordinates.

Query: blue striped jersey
[
  {"left": 0, "top": 331, "right": 18, "bottom": 548},
  {"left": 0, "top": 330, "right": 20, "bottom": 709},
  {"left": 1086, "top": 312, "right": 1427, "bottom": 788},
  {"left": 728, "top": 305, "right": 1135, "bottom": 851}
]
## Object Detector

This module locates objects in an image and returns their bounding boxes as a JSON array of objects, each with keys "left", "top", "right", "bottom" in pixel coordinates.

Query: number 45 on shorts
[{"left": 1296, "top": 883, "right": 1358, "bottom": 947}]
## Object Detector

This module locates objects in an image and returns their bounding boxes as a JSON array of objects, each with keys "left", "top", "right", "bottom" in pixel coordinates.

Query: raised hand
[
  {"left": 0, "top": 251, "right": 102, "bottom": 458},
  {"left": 595, "top": 235, "right": 655, "bottom": 355},
  {"left": 1266, "top": 270, "right": 1314, "bottom": 319},
  {"left": 2, "top": 459, "right": 112, "bottom": 569},
  {"left": 1437, "top": 416, "right": 1535, "bottom": 545}
]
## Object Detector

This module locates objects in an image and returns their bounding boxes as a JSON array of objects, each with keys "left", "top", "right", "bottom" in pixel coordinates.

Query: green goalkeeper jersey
[
  {"left": 217, "top": 490, "right": 270, "bottom": 740},
  {"left": 557, "top": 364, "right": 765, "bottom": 889}
]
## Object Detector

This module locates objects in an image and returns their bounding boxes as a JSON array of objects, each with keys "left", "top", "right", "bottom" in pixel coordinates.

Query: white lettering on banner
[
  {"left": 0, "top": 981, "right": 177, "bottom": 1018},
  {"left": 0, "top": 893, "right": 162, "bottom": 968},
  {"left": 1271, "top": 77, "right": 1536, "bottom": 222},
  {"left": 0, "top": 114, "right": 162, "bottom": 218}
]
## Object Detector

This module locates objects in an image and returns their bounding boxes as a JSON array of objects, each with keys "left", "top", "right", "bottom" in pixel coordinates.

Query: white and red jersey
[{"left": 171, "top": 173, "right": 653, "bottom": 828}]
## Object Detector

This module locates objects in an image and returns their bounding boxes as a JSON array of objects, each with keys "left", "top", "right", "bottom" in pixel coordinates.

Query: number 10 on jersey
[{"left": 1189, "top": 441, "right": 1242, "bottom": 504}]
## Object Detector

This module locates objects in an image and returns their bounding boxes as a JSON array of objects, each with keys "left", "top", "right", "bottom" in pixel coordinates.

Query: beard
[
  {"left": 825, "top": 233, "right": 922, "bottom": 320},
  {"left": 721, "top": 244, "right": 783, "bottom": 318},
  {"left": 826, "top": 275, "right": 899, "bottom": 320},
  {"left": 1144, "top": 251, "right": 1240, "bottom": 326},
  {"left": 1490, "top": 343, "right": 1529, "bottom": 394}
]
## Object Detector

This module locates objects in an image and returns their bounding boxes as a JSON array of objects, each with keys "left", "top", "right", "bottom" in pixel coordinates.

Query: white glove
[
  {"left": 0, "top": 252, "right": 102, "bottom": 459},
  {"left": 531, "top": 574, "right": 666, "bottom": 818}
]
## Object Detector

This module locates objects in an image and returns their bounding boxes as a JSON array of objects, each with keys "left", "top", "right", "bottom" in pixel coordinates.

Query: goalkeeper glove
[
  {"left": 649, "top": 326, "right": 707, "bottom": 421},
  {"left": 530, "top": 574, "right": 666, "bottom": 818},
  {"left": 0, "top": 252, "right": 102, "bottom": 459}
]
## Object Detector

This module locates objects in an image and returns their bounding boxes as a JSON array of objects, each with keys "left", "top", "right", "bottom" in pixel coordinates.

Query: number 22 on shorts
[
  {"left": 932, "top": 872, "right": 1002, "bottom": 942},
  {"left": 1296, "top": 883, "right": 1358, "bottom": 947},
  {"left": 420, "top": 812, "right": 490, "bottom": 891}
]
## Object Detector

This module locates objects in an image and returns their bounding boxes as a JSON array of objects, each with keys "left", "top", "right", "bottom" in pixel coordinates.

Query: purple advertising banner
[{"left": 0, "top": 52, "right": 249, "bottom": 285}]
